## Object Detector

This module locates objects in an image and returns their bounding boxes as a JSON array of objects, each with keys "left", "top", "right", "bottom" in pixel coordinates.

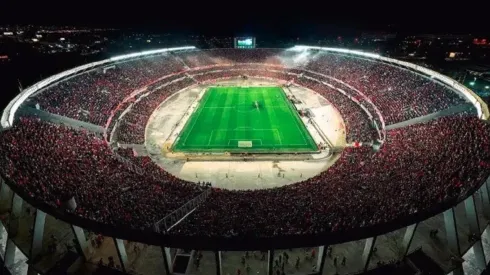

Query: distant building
[
  {"left": 409, "top": 34, "right": 472, "bottom": 41},
  {"left": 466, "top": 65, "right": 490, "bottom": 77},
  {"left": 360, "top": 32, "right": 397, "bottom": 42},
  {"left": 473, "top": 38, "right": 489, "bottom": 46}
]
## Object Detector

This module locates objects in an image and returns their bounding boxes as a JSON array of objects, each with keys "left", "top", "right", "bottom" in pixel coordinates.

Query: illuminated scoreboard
[{"left": 234, "top": 37, "right": 256, "bottom": 49}]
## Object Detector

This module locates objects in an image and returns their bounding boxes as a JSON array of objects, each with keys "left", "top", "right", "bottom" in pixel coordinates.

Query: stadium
[{"left": 0, "top": 44, "right": 489, "bottom": 275}]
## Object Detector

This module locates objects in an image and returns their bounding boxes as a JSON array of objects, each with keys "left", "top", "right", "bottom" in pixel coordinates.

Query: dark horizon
[{"left": 1, "top": 0, "right": 489, "bottom": 36}]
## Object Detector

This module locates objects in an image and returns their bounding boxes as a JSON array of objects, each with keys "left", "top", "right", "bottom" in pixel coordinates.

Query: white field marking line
[
  {"left": 212, "top": 128, "right": 279, "bottom": 132},
  {"left": 212, "top": 129, "right": 285, "bottom": 147},
  {"left": 279, "top": 89, "right": 309, "bottom": 146},
  {"left": 204, "top": 105, "right": 287, "bottom": 109},
  {"left": 212, "top": 128, "right": 277, "bottom": 146},
  {"left": 182, "top": 143, "right": 308, "bottom": 147},
  {"left": 208, "top": 130, "right": 215, "bottom": 146},
  {"left": 266, "top": 90, "right": 308, "bottom": 147},
  {"left": 236, "top": 110, "right": 253, "bottom": 113},
  {"left": 293, "top": 118, "right": 308, "bottom": 146},
  {"left": 227, "top": 139, "right": 263, "bottom": 146},
  {"left": 204, "top": 106, "right": 235, "bottom": 109},
  {"left": 181, "top": 90, "right": 212, "bottom": 145},
  {"left": 234, "top": 106, "right": 287, "bottom": 114},
  {"left": 293, "top": 110, "right": 316, "bottom": 146},
  {"left": 274, "top": 128, "right": 282, "bottom": 145}
]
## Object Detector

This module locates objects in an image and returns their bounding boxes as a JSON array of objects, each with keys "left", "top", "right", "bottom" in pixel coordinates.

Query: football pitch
[{"left": 172, "top": 86, "right": 318, "bottom": 153}]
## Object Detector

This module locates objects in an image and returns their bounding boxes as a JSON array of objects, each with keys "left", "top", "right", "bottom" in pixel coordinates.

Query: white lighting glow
[
  {"left": 288, "top": 45, "right": 487, "bottom": 120},
  {"left": 1, "top": 46, "right": 196, "bottom": 128}
]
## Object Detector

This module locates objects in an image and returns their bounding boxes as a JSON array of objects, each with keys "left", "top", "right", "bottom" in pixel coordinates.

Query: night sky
[{"left": 1, "top": 0, "right": 488, "bottom": 36}]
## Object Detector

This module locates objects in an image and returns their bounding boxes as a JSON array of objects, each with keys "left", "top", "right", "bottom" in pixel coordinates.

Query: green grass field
[{"left": 172, "top": 86, "right": 318, "bottom": 153}]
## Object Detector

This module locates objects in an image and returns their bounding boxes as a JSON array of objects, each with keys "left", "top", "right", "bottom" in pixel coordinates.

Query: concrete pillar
[
  {"left": 10, "top": 193, "right": 22, "bottom": 217},
  {"left": 465, "top": 195, "right": 481, "bottom": 235},
  {"left": 317, "top": 245, "right": 327, "bottom": 274},
  {"left": 0, "top": 177, "right": 10, "bottom": 203},
  {"left": 444, "top": 208, "right": 460, "bottom": 256},
  {"left": 113, "top": 238, "right": 128, "bottom": 273},
  {"left": 444, "top": 208, "right": 463, "bottom": 274},
  {"left": 8, "top": 193, "right": 23, "bottom": 237},
  {"left": 401, "top": 223, "right": 418, "bottom": 257},
  {"left": 215, "top": 251, "right": 222, "bottom": 275},
  {"left": 70, "top": 225, "right": 89, "bottom": 260},
  {"left": 267, "top": 250, "right": 274, "bottom": 275},
  {"left": 464, "top": 195, "right": 486, "bottom": 270},
  {"left": 3, "top": 239, "right": 16, "bottom": 268},
  {"left": 471, "top": 241, "right": 487, "bottom": 271},
  {"left": 30, "top": 209, "right": 46, "bottom": 260},
  {"left": 161, "top": 247, "right": 172, "bottom": 275},
  {"left": 0, "top": 221, "right": 4, "bottom": 240},
  {"left": 361, "top": 236, "right": 377, "bottom": 272},
  {"left": 480, "top": 182, "right": 490, "bottom": 219}
]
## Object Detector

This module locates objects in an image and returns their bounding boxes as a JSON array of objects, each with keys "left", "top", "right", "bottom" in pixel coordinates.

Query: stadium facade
[{"left": 0, "top": 46, "right": 489, "bottom": 275}]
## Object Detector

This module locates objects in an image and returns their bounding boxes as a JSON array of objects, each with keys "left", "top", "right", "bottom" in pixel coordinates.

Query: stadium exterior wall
[
  {"left": 2, "top": 174, "right": 490, "bottom": 274},
  {"left": 0, "top": 170, "right": 486, "bottom": 251}
]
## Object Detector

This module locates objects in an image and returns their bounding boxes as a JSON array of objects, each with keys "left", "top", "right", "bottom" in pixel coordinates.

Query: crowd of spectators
[
  {"left": 0, "top": 110, "right": 488, "bottom": 243},
  {"left": 115, "top": 148, "right": 179, "bottom": 181},
  {"left": 115, "top": 78, "right": 196, "bottom": 144},
  {"left": 303, "top": 53, "right": 467, "bottom": 124},
  {"left": 0, "top": 118, "right": 204, "bottom": 229},
  {"left": 172, "top": 115, "right": 490, "bottom": 238},
  {"left": 30, "top": 49, "right": 468, "bottom": 140},
  {"left": 174, "top": 49, "right": 465, "bottom": 127},
  {"left": 3, "top": 49, "right": 486, "bottom": 239},
  {"left": 193, "top": 71, "right": 245, "bottom": 83},
  {"left": 175, "top": 49, "right": 287, "bottom": 68},
  {"left": 192, "top": 68, "right": 293, "bottom": 84},
  {"left": 0, "top": 113, "right": 486, "bottom": 238},
  {"left": 295, "top": 77, "right": 377, "bottom": 143},
  {"left": 33, "top": 54, "right": 186, "bottom": 126}
]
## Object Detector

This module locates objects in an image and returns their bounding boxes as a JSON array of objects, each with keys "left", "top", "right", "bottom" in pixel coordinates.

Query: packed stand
[
  {"left": 33, "top": 54, "right": 186, "bottom": 126},
  {"left": 295, "top": 77, "right": 377, "bottom": 143},
  {"left": 172, "top": 115, "right": 490, "bottom": 238},
  {"left": 176, "top": 49, "right": 286, "bottom": 68},
  {"left": 116, "top": 148, "right": 181, "bottom": 182},
  {"left": 190, "top": 67, "right": 294, "bottom": 84},
  {"left": 115, "top": 78, "right": 196, "bottom": 144},
  {"left": 30, "top": 49, "right": 466, "bottom": 130},
  {"left": 0, "top": 114, "right": 488, "bottom": 237},
  {"left": 192, "top": 71, "right": 245, "bottom": 83},
  {"left": 0, "top": 118, "right": 204, "bottom": 229},
  {"left": 304, "top": 52, "right": 467, "bottom": 124}
]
